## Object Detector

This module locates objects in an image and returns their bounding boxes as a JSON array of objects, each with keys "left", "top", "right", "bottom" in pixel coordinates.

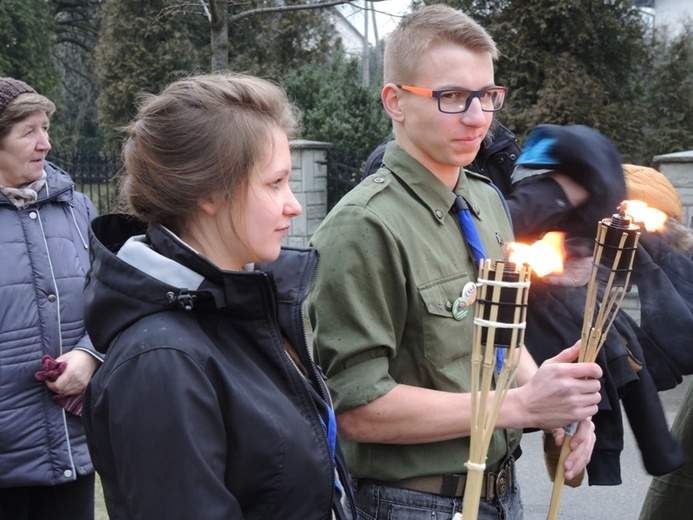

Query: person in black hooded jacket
[
  {"left": 82, "top": 73, "right": 356, "bottom": 520},
  {"left": 512, "top": 125, "right": 687, "bottom": 486}
]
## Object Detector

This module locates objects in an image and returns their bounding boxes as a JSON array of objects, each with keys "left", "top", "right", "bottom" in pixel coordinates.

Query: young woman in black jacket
[{"left": 82, "top": 73, "right": 355, "bottom": 520}]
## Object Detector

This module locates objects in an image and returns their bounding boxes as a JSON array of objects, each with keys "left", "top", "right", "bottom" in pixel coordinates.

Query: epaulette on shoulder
[
  {"left": 365, "top": 170, "right": 392, "bottom": 188},
  {"left": 341, "top": 170, "right": 393, "bottom": 207},
  {"left": 364, "top": 170, "right": 394, "bottom": 201},
  {"left": 464, "top": 168, "right": 494, "bottom": 185}
]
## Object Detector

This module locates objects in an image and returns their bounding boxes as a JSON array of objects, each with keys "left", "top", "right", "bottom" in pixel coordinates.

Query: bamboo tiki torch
[
  {"left": 458, "top": 259, "right": 532, "bottom": 520},
  {"left": 546, "top": 203, "right": 640, "bottom": 520}
]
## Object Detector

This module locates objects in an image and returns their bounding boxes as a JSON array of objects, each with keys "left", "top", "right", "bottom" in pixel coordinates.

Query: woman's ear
[
  {"left": 382, "top": 83, "right": 405, "bottom": 123},
  {"left": 197, "top": 195, "right": 219, "bottom": 217}
]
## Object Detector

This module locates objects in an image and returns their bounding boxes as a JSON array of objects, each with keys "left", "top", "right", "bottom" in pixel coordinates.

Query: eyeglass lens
[{"left": 438, "top": 89, "right": 505, "bottom": 113}]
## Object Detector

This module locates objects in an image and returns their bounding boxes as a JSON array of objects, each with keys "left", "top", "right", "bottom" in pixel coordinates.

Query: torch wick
[
  {"left": 617, "top": 201, "right": 628, "bottom": 218},
  {"left": 610, "top": 201, "right": 632, "bottom": 229}
]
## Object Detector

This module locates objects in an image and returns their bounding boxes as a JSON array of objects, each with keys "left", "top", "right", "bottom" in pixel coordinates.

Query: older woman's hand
[{"left": 45, "top": 350, "right": 100, "bottom": 396}]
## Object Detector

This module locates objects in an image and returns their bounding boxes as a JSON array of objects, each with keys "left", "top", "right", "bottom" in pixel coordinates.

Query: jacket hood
[
  {"left": 481, "top": 120, "right": 518, "bottom": 155},
  {"left": 42, "top": 162, "right": 76, "bottom": 202},
  {"left": 623, "top": 163, "right": 682, "bottom": 223},
  {"left": 84, "top": 213, "right": 317, "bottom": 353}
]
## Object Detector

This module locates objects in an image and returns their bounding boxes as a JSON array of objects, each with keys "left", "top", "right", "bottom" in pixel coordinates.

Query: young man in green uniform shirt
[{"left": 308, "top": 5, "right": 602, "bottom": 518}]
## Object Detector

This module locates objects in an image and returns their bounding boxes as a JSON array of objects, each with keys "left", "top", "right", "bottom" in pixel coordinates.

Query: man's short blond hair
[{"left": 384, "top": 4, "right": 499, "bottom": 85}]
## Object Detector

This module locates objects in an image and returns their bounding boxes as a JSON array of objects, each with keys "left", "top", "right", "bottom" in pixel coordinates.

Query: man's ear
[{"left": 382, "top": 83, "right": 405, "bottom": 123}]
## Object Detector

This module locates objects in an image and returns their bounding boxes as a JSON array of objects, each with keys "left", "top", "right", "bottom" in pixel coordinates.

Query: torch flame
[
  {"left": 506, "top": 232, "right": 565, "bottom": 277},
  {"left": 621, "top": 200, "right": 667, "bottom": 232}
]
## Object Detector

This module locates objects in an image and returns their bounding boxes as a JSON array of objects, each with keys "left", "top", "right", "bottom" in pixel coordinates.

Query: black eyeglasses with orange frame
[{"left": 396, "top": 85, "right": 508, "bottom": 113}]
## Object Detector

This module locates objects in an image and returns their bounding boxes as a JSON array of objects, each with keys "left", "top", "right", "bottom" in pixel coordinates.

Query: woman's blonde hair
[
  {"left": 121, "top": 73, "right": 300, "bottom": 234},
  {"left": 384, "top": 4, "right": 498, "bottom": 85}
]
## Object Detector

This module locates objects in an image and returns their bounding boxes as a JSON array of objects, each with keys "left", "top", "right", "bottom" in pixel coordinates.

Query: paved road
[{"left": 516, "top": 376, "right": 690, "bottom": 520}]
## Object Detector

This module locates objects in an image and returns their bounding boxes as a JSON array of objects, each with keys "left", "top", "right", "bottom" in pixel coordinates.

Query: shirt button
[
  {"left": 48, "top": 294, "right": 57, "bottom": 302},
  {"left": 29, "top": 211, "right": 37, "bottom": 219},
  {"left": 373, "top": 177, "right": 385, "bottom": 183},
  {"left": 435, "top": 209, "right": 444, "bottom": 219},
  {"left": 64, "top": 469, "right": 73, "bottom": 478}
]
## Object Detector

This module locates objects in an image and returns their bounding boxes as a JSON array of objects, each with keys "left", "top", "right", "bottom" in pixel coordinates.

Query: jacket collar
[
  {"left": 85, "top": 213, "right": 317, "bottom": 353},
  {"left": 382, "top": 141, "right": 491, "bottom": 220}
]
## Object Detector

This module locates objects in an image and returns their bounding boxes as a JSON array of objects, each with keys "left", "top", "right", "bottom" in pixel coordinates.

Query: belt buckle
[{"left": 495, "top": 467, "right": 510, "bottom": 499}]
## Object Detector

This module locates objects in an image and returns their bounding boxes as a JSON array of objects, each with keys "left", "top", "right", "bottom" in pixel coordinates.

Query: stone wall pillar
[
  {"left": 284, "top": 140, "right": 331, "bottom": 248},
  {"left": 654, "top": 150, "right": 693, "bottom": 227}
]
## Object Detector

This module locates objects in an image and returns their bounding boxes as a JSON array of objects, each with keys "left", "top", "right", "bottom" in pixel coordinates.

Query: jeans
[{"left": 353, "top": 471, "right": 523, "bottom": 520}]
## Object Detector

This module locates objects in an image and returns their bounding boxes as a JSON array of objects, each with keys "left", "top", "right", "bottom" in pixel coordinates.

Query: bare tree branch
[
  {"left": 199, "top": 0, "right": 211, "bottom": 22},
  {"left": 161, "top": 0, "right": 393, "bottom": 72},
  {"left": 227, "top": 0, "right": 382, "bottom": 23}
]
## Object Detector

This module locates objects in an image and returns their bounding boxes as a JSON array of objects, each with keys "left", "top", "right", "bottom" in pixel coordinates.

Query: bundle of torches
[{"left": 458, "top": 200, "right": 668, "bottom": 520}]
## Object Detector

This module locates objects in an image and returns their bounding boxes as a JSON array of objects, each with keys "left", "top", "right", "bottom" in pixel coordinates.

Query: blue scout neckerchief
[{"left": 453, "top": 195, "right": 504, "bottom": 373}]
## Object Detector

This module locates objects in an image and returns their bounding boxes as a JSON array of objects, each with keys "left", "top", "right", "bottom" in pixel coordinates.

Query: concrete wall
[{"left": 283, "top": 140, "right": 331, "bottom": 248}]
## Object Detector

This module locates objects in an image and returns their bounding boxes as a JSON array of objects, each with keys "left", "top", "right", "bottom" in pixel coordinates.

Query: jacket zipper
[{"left": 263, "top": 266, "right": 339, "bottom": 519}]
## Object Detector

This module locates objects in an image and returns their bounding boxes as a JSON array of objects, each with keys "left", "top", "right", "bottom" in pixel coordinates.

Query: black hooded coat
[
  {"left": 82, "top": 214, "right": 356, "bottom": 519},
  {"left": 514, "top": 125, "right": 688, "bottom": 484}
]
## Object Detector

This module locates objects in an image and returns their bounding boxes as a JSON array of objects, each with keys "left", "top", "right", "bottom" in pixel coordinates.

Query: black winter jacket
[
  {"left": 515, "top": 125, "right": 686, "bottom": 484},
  {"left": 83, "top": 214, "right": 355, "bottom": 520}
]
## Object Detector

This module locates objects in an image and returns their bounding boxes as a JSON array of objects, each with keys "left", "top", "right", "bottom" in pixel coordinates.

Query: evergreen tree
[
  {"left": 94, "top": 0, "right": 347, "bottom": 143},
  {"left": 94, "top": 0, "right": 209, "bottom": 148},
  {"left": 225, "top": 0, "right": 340, "bottom": 78},
  {"left": 641, "top": 23, "right": 693, "bottom": 163},
  {"left": 0, "top": 0, "right": 59, "bottom": 100},
  {"left": 283, "top": 52, "right": 391, "bottom": 207},
  {"left": 52, "top": 0, "right": 104, "bottom": 152}
]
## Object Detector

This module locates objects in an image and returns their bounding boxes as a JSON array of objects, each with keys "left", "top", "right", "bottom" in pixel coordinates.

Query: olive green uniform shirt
[{"left": 309, "top": 142, "right": 522, "bottom": 481}]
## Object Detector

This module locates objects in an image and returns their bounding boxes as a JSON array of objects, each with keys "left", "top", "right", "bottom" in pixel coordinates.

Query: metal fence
[
  {"left": 326, "top": 148, "right": 363, "bottom": 211},
  {"left": 325, "top": 148, "right": 362, "bottom": 210},
  {"left": 47, "top": 151, "right": 122, "bottom": 214}
]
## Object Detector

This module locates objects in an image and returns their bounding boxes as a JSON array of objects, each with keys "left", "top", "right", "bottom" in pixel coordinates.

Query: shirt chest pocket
[{"left": 418, "top": 275, "right": 476, "bottom": 368}]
